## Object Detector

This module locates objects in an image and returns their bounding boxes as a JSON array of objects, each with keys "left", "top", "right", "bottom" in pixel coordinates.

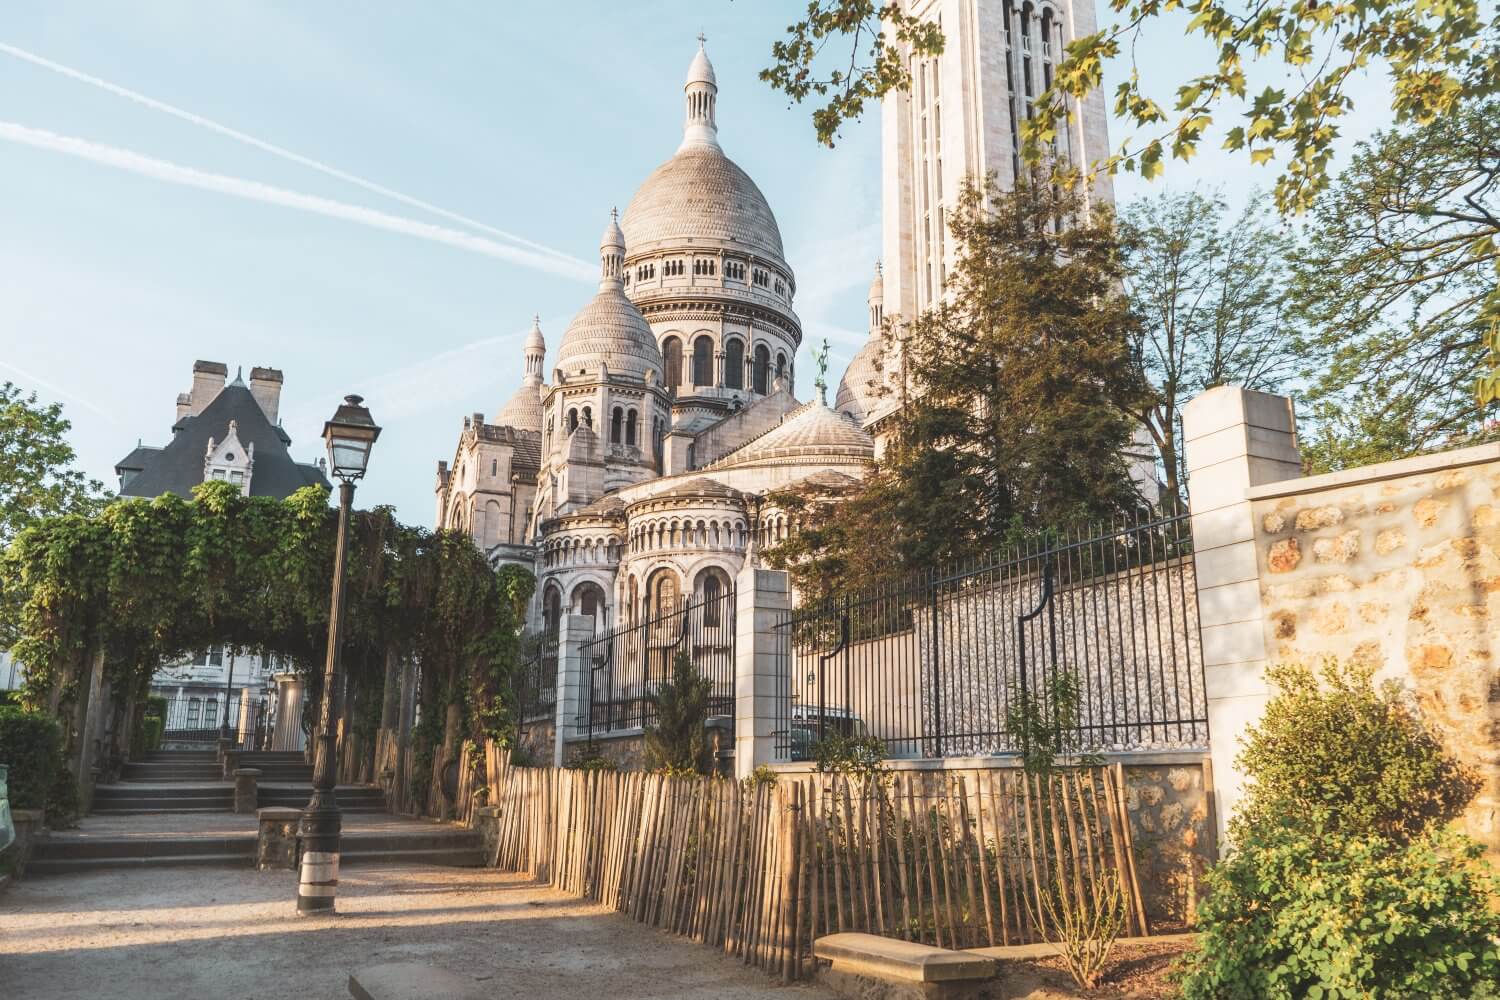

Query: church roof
[
  {"left": 623, "top": 146, "right": 785, "bottom": 262},
  {"left": 649, "top": 477, "right": 744, "bottom": 501},
  {"left": 572, "top": 494, "right": 627, "bottom": 518},
  {"left": 117, "top": 382, "right": 329, "bottom": 499},
  {"left": 835, "top": 337, "right": 890, "bottom": 424},
  {"left": 707, "top": 401, "right": 875, "bottom": 470},
  {"left": 556, "top": 212, "right": 664, "bottom": 381},
  {"left": 495, "top": 381, "right": 543, "bottom": 434}
]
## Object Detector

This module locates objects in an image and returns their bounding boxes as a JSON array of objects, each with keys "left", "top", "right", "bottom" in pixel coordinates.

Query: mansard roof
[{"left": 116, "top": 383, "right": 329, "bottom": 499}]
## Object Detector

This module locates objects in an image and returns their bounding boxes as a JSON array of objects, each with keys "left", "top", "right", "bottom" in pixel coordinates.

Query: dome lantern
[{"left": 682, "top": 35, "right": 719, "bottom": 151}]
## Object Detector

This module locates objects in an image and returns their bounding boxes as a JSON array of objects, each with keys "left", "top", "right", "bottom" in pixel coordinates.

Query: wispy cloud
[
  {"left": 0, "top": 41, "right": 590, "bottom": 272},
  {"left": 0, "top": 121, "right": 595, "bottom": 281}
]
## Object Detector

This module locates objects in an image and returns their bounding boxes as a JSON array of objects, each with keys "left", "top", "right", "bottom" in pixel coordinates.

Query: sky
[{"left": 0, "top": 2, "right": 1393, "bottom": 526}]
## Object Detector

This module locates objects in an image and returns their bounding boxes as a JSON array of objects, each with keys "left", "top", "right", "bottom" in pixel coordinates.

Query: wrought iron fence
[
  {"left": 772, "top": 511, "right": 1207, "bottom": 761},
  {"left": 513, "top": 639, "right": 558, "bottom": 723},
  {"left": 578, "top": 587, "right": 736, "bottom": 739},
  {"left": 151, "top": 691, "right": 270, "bottom": 748}
]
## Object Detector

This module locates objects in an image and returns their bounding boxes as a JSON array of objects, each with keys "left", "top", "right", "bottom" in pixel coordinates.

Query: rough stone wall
[
  {"left": 564, "top": 732, "right": 645, "bottom": 770},
  {"left": 516, "top": 718, "right": 555, "bottom": 768},
  {"left": 1121, "top": 760, "right": 1214, "bottom": 926},
  {"left": 1252, "top": 452, "right": 1500, "bottom": 850}
]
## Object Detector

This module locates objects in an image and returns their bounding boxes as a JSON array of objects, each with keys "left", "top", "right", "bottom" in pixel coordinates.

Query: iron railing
[
  {"left": 513, "top": 639, "right": 559, "bottom": 723},
  {"left": 579, "top": 588, "right": 736, "bottom": 739},
  {"left": 772, "top": 511, "right": 1207, "bottom": 761},
  {"left": 151, "top": 691, "right": 269, "bottom": 748}
]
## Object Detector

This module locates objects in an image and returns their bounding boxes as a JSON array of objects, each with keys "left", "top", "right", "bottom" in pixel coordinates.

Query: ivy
[{"left": 0, "top": 480, "right": 533, "bottom": 754}]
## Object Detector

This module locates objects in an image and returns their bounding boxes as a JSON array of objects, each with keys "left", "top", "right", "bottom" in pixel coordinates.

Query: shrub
[
  {"left": 643, "top": 651, "right": 713, "bottom": 775},
  {"left": 142, "top": 715, "right": 164, "bottom": 751},
  {"left": 1181, "top": 659, "right": 1500, "bottom": 999},
  {"left": 564, "top": 747, "right": 617, "bottom": 772},
  {"left": 811, "top": 732, "right": 888, "bottom": 779},
  {"left": 0, "top": 706, "right": 64, "bottom": 811},
  {"left": 1236, "top": 659, "right": 1478, "bottom": 842},
  {"left": 1034, "top": 869, "right": 1127, "bottom": 990}
]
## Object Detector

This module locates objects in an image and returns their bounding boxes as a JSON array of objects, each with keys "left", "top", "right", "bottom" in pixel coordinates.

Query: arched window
[
  {"left": 692, "top": 335, "right": 714, "bottom": 386},
  {"left": 663, "top": 336, "right": 682, "bottom": 388},
  {"left": 753, "top": 345, "right": 771, "bottom": 394},
  {"left": 725, "top": 338, "right": 744, "bottom": 389},
  {"left": 625, "top": 409, "right": 638, "bottom": 446},
  {"left": 628, "top": 576, "right": 639, "bottom": 625},
  {"left": 610, "top": 407, "right": 623, "bottom": 444},
  {"left": 776, "top": 352, "right": 787, "bottom": 384},
  {"left": 702, "top": 573, "right": 722, "bottom": 626},
  {"left": 582, "top": 406, "right": 592, "bottom": 429},
  {"left": 567, "top": 409, "right": 578, "bottom": 433},
  {"left": 544, "top": 585, "right": 563, "bottom": 638},
  {"left": 575, "top": 582, "right": 605, "bottom": 627},
  {"left": 649, "top": 570, "right": 679, "bottom": 620}
]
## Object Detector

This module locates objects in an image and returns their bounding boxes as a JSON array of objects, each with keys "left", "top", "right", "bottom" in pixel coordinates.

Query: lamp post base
[{"left": 296, "top": 789, "right": 341, "bottom": 915}]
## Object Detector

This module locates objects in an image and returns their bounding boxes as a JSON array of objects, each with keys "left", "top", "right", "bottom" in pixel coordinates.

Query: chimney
[
  {"left": 175, "top": 392, "right": 192, "bottom": 421},
  {"left": 189, "top": 361, "right": 228, "bottom": 416},
  {"left": 248, "top": 367, "right": 284, "bottom": 424}
]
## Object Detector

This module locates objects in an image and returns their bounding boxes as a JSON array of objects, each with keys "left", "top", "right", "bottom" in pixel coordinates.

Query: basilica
[{"left": 435, "top": 0, "right": 1113, "bottom": 634}]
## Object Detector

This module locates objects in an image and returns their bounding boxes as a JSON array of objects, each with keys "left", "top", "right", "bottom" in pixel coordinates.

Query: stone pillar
[
  {"left": 1181, "top": 385, "right": 1301, "bottom": 848},
  {"left": 553, "top": 613, "right": 595, "bottom": 767},
  {"left": 271, "top": 673, "right": 305, "bottom": 752},
  {"left": 72, "top": 647, "right": 106, "bottom": 814},
  {"left": 734, "top": 565, "right": 791, "bottom": 779},
  {"left": 256, "top": 806, "right": 301, "bottom": 870},
  {"left": 234, "top": 767, "right": 261, "bottom": 813}
]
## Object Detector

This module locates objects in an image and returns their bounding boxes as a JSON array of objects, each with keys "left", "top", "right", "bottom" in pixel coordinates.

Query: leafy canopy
[
  {"left": 0, "top": 383, "right": 106, "bottom": 552},
  {"left": 760, "top": 1, "right": 944, "bottom": 147},
  {"left": 766, "top": 176, "right": 1150, "bottom": 597}
]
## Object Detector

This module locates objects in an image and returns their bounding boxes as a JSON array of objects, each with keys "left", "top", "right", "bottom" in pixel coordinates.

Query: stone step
[
  {"left": 341, "top": 847, "right": 484, "bottom": 868},
  {"left": 25, "top": 853, "right": 254, "bottom": 876},
  {"left": 32, "top": 835, "right": 254, "bottom": 861},
  {"left": 143, "top": 752, "right": 218, "bottom": 761},
  {"left": 96, "top": 784, "right": 230, "bottom": 799}
]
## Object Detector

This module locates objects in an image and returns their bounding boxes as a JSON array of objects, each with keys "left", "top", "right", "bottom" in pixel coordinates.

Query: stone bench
[
  {"left": 348, "top": 963, "right": 487, "bottom": 1000},
  {"left": 814, "top": 933, "right": 998, "bottom": 1000}
]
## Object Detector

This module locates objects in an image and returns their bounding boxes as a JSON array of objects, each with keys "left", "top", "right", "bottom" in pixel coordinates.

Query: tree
[
  {"left": 0, "top": 383, "right": 105, "bottom": 553},
  {"left": 763, "top": 1, "right": 1497, "bottom": 214},
  {"left": 643, "top": 651, "right": 714, "bottom": 775},
  {"left": 767, "top": 177, "right": 1151, "bottom": 596},
  {"left": 759, "top": 1, "right": 943, "bottom": 146},
  {"left": 1291, "top": 101, "right": 1498, "bottom": 471},
  {"left": 1119, "top": 190, "right": 1298, "bottom": 509}
]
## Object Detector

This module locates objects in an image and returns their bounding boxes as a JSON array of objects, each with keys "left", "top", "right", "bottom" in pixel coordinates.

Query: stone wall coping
[
  {"left": 256, "top": 807, "right": 301, "bottom": 821},
  {"left": 768, "top": 749, "right": 1210, "bottom": 775},
  {"left": 814, "top": 932, "right": 997, "bottom": 983},
  {"left": 1245, "top": 442, "right": 1500, "bottom": 502},
  {"left": 563, "top": 728, "right": 644, "bottom": 742}
]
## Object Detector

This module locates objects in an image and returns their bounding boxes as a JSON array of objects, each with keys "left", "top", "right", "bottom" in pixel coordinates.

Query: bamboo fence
[{"left": 484, "top": 753, "right": 1148, "bottom": 981}]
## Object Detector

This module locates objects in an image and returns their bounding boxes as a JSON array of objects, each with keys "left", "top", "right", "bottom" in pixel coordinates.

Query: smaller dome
[
  {"left": 556, "top": 210, "right": 664, "bottom": 381},
  {"left": 524, "top": 314, "right": 545, "bottom": 352},
  {"left": 835, "top": 339, "right": 887, "bottom": 424},
  {"left": 495, "top": 381, "right": 543, "bottom": 433},
  {"left": 868, "top": 261, "right": 884, "bottom": 303},
  {"left": 711, "top": 401, "right": 874, "bottom": 469}
]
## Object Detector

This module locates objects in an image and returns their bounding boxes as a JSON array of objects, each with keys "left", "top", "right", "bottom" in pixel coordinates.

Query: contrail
[
  {"left": 0, "top": 359, "right": 112, "bottom": 419},
  {"left": 0, "top": 41, "right": 590, "bottom": 272},
  {"left": 0, "top": 121, "right": 595, "bottom": 281}
]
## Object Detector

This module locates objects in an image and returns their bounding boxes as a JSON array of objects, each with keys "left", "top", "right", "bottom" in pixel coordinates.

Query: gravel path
[{"left": 0, "top": 864, "right": 838, "bottom": 1000}]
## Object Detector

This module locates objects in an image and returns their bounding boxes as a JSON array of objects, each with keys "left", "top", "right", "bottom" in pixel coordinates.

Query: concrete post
[
  {"left": 553, "top": 614, "right": 595, "bottom": 767},
  {"left": 1181, "top": 385, "right": 1301, "bottom": 848},
  {"left": 734, "top": 565, "right": 791, "bottom": 780},
  {"left": 271, "top": 673, "right": 305, "bottom": 752}
]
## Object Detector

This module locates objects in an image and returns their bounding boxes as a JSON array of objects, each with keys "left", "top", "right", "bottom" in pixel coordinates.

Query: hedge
[{"left": 0, "top": 706, "right": 63, "bottom": 811}]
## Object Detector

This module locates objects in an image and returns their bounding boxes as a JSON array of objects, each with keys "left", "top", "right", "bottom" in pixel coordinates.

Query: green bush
[
  {"left": 0, "top": 706, "right": 64, "bottom": 811},
  {"left": 142, "top": 715, "right": 164, "bottom": 752},
  {"left": 145, "top": 695, "right": 167, "bottom": 720},
  {"left": 1182, "top": 659, "right": 1500, "bottom": 999},
  {"left": 643, "top": 651, "right": 713, "bottom": 775},
  {"left": 563, "top": 747, "right": 617, "bottom": 772},
  {"left": 811, "top": 732, "right": 888, "bottom": 778}
]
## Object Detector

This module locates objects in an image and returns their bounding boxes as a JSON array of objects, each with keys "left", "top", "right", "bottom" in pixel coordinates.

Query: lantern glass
[{"left": 322, "top": 395, "right": 381, "bottom": 482}]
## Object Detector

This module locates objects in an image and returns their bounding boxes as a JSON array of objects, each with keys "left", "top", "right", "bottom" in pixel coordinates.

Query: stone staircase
[
  {"left": 26, "top": 824, "right": 484, "bottom": 876},
  {"left": 92, "top": 749, "right": 385, "bottom": 815}
]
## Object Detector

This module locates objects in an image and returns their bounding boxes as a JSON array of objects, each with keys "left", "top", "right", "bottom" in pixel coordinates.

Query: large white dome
[{"left": 621, "top": 145, "right": 785, "bottom": 262}]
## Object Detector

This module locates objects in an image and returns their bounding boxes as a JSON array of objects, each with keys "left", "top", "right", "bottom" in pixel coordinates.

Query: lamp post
[{"left": 297, "top": 394, "right": 380, "bottom": 916}]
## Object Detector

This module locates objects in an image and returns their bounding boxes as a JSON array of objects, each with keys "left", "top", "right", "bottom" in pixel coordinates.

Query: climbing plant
[{"left": 0, "top": 480, "right": 533, "bottom": 764}]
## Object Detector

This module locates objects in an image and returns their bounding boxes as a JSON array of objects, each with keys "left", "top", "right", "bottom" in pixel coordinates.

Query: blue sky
[{"left": 0, "top": 2, "right": 1390, "bottom": 526}]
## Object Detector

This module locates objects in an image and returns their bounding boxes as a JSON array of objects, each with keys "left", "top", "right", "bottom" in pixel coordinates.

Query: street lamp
[{"left": 297, "top": 394, "right": 380, "bottom": 916}]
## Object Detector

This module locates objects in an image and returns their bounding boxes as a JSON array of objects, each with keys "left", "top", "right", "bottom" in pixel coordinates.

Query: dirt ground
[
  {"left": 0, "top": 864, "right": 840, "bottom": 1000},
  {"left": 1002, "top": 939, "right": 1191, "bottom": 1000}
]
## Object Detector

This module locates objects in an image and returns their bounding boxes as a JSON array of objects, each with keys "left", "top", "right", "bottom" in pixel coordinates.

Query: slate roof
[{"left": 117, "top": 383, "right": 329, "bottom": 499}]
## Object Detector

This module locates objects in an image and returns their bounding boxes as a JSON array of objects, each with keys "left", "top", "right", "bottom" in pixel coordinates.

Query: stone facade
[
  {"left": 1120, "top": 758, "right": 1214, "bottom": 925},
  {"left": 1249, "top": 443, "right": 1500, "bottom": 851}
]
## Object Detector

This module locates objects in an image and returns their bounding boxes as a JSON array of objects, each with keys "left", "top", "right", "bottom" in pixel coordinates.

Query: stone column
[
  {"left": 553, "top": 613, "right": 595, "bottom": 767},
  {"left": 72, "top": 647, "right": 106, "bottom": 814},
  {"left": 734, "top": 565, "right": 791, "bottom": 779},
  {"left": 271, "top": 673, "right": 305, "bottom": 752},
  {"left": 1181, "top": 385, "right": 1301, "bottom": 848}
]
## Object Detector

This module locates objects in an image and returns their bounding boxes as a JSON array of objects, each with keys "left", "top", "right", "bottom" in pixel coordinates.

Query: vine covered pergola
[{"left": 0, "top": 480, "right": 533, "bottom": 810}]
